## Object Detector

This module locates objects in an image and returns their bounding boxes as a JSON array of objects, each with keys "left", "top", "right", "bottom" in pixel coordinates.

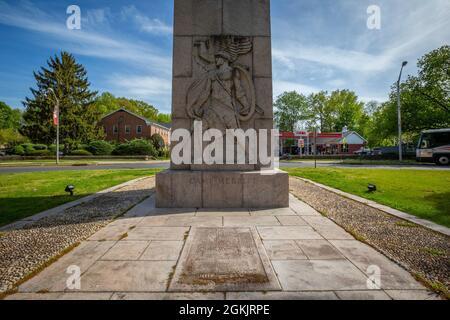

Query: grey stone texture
[
  {"left": 157, "top": 0, "right": 288, "bottom": 208},
  {"left": 156, "top": 169, "right": 289, "bottom": 208}
]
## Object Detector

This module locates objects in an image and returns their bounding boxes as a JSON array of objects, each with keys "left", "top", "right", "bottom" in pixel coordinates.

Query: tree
[
  {"left": 306, "top": 91, "right": 332, "bottom": 131},
  {"left": 0, "top": 101, "right": 21, "bottom": 130},
  {"left": 327, "top": 90, "right": 365, "bottom": 132},
  {"left": 21, "top": 52, "right": 102, "bottom": 152},
  {"left": 274, "top": 91, "right": 310, "bottom": 132},
  {"left": 371, "top": 45, "right": 450, "bottom": 145},
  {"left": 0, "top": 101, "right": 26, "bottom": 147}
]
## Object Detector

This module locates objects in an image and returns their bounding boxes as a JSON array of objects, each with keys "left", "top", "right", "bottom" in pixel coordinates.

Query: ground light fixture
[
  {"left": 65, "top": 185, "right": 75, "bottom": 196},
  {"left": 368, "top": 184, "right": 377, "bottom": 192}
]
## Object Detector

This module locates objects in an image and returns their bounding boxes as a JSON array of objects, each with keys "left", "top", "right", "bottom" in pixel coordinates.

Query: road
[{"left": 0, "top": 160, "right": 449, "bottom": 173}]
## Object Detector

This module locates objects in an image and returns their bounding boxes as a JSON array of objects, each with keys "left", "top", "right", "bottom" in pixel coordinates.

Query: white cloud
[
  {"left": 273, "top": 80, "right": 320, "bottom": 98},
  {"left": 110, "top": 75, "right": 171, "bottom": 97},
  {"left": 0, "top": 1, "right": 171, "bottom": 73},
  {"left": 121, "top": 5, "right": 172, "bottom": 35}
]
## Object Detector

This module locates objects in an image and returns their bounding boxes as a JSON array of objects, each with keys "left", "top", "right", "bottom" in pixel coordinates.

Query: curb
[
  {"left": 292, "top": 176, "right": 450, "bottom": 237},
  {"left": 0, "top": 176, "right": 153, "bottom": 232}
]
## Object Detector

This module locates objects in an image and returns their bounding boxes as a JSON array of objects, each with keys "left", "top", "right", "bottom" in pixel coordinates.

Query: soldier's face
[{"left": 215, "top": 57, "right": 224, "bottom": 66}]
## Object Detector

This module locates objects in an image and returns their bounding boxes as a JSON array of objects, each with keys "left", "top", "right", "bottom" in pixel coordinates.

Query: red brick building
[{"left": 99, "top": 108, "right": 171, "bottom": 145}]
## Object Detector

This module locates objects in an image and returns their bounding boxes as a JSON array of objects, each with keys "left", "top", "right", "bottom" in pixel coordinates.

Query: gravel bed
[
  {"left": 0, "top": 177, "right": 155, "bottom": 293},
  {"left": 289, "top": 177, "right": 450, "bottom": 296}
]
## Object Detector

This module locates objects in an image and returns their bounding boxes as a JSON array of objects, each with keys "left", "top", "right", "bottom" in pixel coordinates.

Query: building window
[
  {"left": 125, "top": 125, "right": 131, "bottom": 134},
  {"left": 113, "top": 125, "right": 118, "bottom": 134},
  {"left": 136, "top": 125, "right": 142, "bottom": 134},
  {"left": 342, "top": 144, "right": 349, "bottom": 153}
]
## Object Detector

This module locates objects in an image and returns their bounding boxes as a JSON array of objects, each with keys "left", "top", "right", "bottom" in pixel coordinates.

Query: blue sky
[{"left": 0, "top": 0, "right": 449, "bottom": 113}]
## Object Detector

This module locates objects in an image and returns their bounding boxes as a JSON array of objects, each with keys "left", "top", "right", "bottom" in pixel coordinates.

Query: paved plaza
[{"left": 5, "top": 194, "right": 439, "bottom": 300}]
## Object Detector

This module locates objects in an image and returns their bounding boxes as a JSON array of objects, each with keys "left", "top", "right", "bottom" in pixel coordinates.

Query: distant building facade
[
  {"left": 279, "top": 130, "right": 367, "bottom": 155},
  {"left": 99, "top": 108, "right": 171, "bottom": 145}
]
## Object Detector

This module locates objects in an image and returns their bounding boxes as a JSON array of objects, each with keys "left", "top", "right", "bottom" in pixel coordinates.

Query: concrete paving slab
[
  {"left": 108, "top": 217, "right": 144, "bottom": 228},
  {"left": 126, "top": 227, "right": 190, "bottom": 241},
  {"left": 100, "top": 241, "right": 149, "bottom": 260},
  {"left": 5, "top": 292, "right": 113, "bottom": 300},
  {"left": 257, "top": 226, "right": 323, "bottom": 240},
  {"left": 111, "top": 292, "right": 225, "bottom": 300},
  {"left": 276, "top": 216, "right": 308, "bottom": 226},
  {"left": 88, "top": 225, "right": 131, "bottom": 241},
  {"left": 169, "top": 228, "right": 281, "bottom": 291},
  {"left": 196, "top": 209, "right": 250, "bottom": 217},
  {"left": 19, "top": 241, "right": 116, "bottom": 293},
  {"left": 384, "top": 290, "right": 442, "bottom": 300},
  {"left": 223, "top": 216, "right": 279, "bottom": 227},
  {"left": 296, "top": 240, "right": 345, "bottom": 260},
  {"left": 80, "top": 260, "right": 176, "bottom": 292},
  {"left": 263, "top": 240, "right": 307, "bottom": 260},
  {"left": 330, "top": 240, "right": 425, "bottom": 289},
  {"left": 164, "top": 216, "right": 223, "bottom": 227},
  {"left": 121, "top": 196, "right": 156, "bottom": 218},
  {"left": 227, "top": 291, "right": 338, "bottom": 300},
  {"left": 138, "top": 216, "right": 170, "bottom": 227},
  {"left": 250, "top": 208, "right": 296, "bottom": 216},
  {"left": 302, "top": 216, "right": 337, "bottom": 227},
  {"left": 309, "top": 225, "right": 354, "bottom": 240},
  {"left": 335, "top": 290, "right": 391, "bottom": 300},
  {"left": 272, "top": 260, "right": 371, "bottom": 291},
  {"left": 289, "top": 195, "right": 321, "bottom": 216},
  {"left": 140, "top": 241, "right": 184, "bottom": 261}
]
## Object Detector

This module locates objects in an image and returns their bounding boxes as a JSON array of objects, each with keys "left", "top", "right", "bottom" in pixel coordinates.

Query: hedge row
[{"left": 10, "top": 139, "right": 163, "bottom": 157}]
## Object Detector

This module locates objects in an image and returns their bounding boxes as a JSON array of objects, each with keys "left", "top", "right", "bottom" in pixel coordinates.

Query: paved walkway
[{"left": 6, "top": 195, "right": 439, "bottom": 300}]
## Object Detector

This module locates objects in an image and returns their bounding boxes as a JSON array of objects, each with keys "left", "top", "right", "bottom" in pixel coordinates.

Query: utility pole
[
  {"left": 314, "top": 127, "right": 317, "bottom": 169},
  {"left": 397, "top": 61, "right": 408, "bottom": 162}
]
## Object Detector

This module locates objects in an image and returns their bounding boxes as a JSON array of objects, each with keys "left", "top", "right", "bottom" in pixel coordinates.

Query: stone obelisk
[{"left": 156, "top": 0, "right": 288, "bottom": 208}]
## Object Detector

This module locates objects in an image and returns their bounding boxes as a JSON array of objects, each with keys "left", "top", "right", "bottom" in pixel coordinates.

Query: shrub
[
  {"left": 87, "top": 140, "right": 114, "bottom": 155},
  {"left": 33, "top": 144, "right": 48, "bottom": 150},
  {"left": 48, "top": 144, "right": 57, "bottom": 153},
  {"left": 13, "top": 145, "right": 25, "bottom": 155},
  {"left": 159, "top": 146, "right": 170, "bottom": 159},
  {"left": 27, "top": 149, "right": 51, "bottom": 156},
  {"left": 21, "top": 143, "right": 35, "bottom": 155},
  {"left": 69, "top": 149, "right": 93, "bottom": 156},
  {"left": 112, "top": 139, "right": 157, "bottom": 156},
  {"left": 150, "top": 134, "right": 165, "bottom": 149}
]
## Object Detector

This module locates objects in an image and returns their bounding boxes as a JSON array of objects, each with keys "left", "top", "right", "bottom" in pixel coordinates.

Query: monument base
[{"left": 156, "top": 169, "right": 289, "bottom": 208}]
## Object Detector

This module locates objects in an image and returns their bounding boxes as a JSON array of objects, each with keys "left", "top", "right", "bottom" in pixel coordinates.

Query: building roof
[{"left": 101, "top": 108, "right": 171, "bottom": 131}]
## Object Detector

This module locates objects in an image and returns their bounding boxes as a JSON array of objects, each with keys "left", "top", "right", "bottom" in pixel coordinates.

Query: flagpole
[
  {"left": 48, "top": 88, "right": 60, "bottom": 165},
  {"left": 56, "top": 105, "right": 59, "bottom": 165}
]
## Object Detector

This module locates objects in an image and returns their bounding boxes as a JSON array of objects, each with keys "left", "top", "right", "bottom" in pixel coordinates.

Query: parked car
[
  {"left": 353, "top": 147, "right": 371, "bottom": 156},
  {"left": 371, "top": 147, "right": 382, "bottom": 156}
]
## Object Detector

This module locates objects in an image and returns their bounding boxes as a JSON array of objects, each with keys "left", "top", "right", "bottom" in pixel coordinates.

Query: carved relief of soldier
[{"left": 186, "top": 36, "right": 263, "bottom": 132}]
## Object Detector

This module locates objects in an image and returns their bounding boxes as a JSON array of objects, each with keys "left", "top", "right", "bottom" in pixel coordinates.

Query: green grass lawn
[
  {"left": 0, "top": 169, "right": 162, "bottom": 227},
  {"left": 284, "top": 168, "right": 450, "bottom": 227}
]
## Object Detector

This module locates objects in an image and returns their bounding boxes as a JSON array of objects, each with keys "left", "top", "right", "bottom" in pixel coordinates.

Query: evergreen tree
[{"left": 21, "top": 52, "right": 101, "bottom": 152}]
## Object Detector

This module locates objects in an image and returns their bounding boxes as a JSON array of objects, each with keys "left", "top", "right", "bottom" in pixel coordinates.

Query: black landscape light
[
  {"left": 65, "top": 185, "right": 75, "bottom": 196},
  {"left": 368, "top": 184, "right": 377, "bottom": 192}
]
